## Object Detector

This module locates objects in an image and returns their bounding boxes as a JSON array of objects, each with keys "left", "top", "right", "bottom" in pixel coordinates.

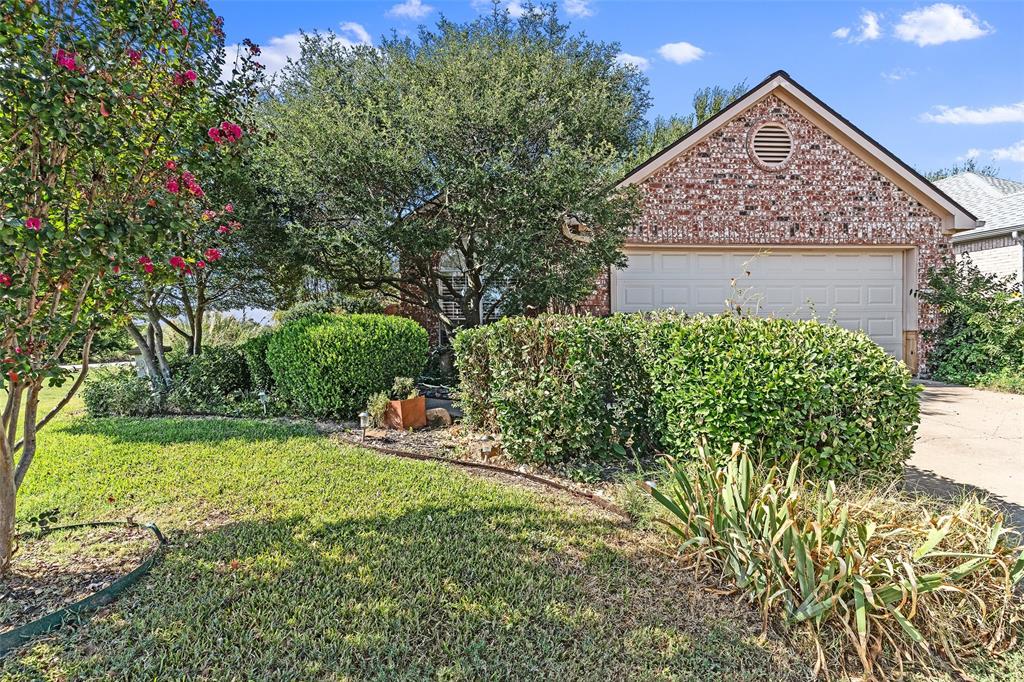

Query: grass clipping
[{"left": 648, "top": 444, "right": 1024, "bottom": 678}]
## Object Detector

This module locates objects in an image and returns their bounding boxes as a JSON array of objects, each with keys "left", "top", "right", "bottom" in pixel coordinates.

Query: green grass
[{"left": 2, "top": 388, "right": 806, "bottom": 680}]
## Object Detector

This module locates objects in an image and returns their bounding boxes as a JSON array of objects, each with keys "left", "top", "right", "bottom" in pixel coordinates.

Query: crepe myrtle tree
[
  {"left": 0, "top": 0, "right": 233, "bottom": 573},
  {"left": 257, "top": 4, "right": 649, "bottom": 340},
  {"left": 127, "top": 39, "right": 264, "bottom": 368}
]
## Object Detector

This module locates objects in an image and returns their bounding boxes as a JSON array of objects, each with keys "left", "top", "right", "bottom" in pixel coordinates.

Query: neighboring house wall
[
  {"left": 580, "top": 93, "right": 952, "bottom": 369},
  {"left": 953, "top": 235, "right": 1024, "bottom": 286}
]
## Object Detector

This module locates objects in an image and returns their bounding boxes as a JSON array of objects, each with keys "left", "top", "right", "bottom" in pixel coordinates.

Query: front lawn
[{"left": 2, "top": 401, "right": 805, "bottom": 680}]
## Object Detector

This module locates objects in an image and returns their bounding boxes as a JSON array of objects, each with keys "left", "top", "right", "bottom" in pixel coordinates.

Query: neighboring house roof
[
  {"left": 618, "top": 70, "right": 981, "bottom": 233},
  {"left": 933, "top": 172, "right": 1024, "bottom": 242}
]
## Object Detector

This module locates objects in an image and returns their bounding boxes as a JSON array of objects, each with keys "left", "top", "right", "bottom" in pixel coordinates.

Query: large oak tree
[{"left": 256, "top": 4, "right": 650, "bottom": 340}]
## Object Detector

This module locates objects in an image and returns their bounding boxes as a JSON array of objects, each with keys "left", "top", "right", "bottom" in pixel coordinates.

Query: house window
[
  {"left": 749, "top": 122, "right": 794, "bottom": 168},
  {"left": 437, "top": 254, "right": 503, "bottom": 325}
]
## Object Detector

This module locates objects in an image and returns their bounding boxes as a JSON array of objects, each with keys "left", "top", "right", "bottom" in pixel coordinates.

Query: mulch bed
[
  {"left": 1, "top": 524, "right": 154, "bottom": 635},
  {"left": 324, "top": 422, "right": 654, "bottom": 513}
]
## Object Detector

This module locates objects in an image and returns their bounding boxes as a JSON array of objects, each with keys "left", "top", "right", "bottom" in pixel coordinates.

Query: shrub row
[
  {"left": 84, "top": 314, "right": 427, "bottom": 421},
  {"left": 455, "top": 315, "right": 657, "bottom": 465},
  {"left": 265, "top": 313, "right": 428, "bottom": 418},
  {"left": 454, "top": 313, "right": 920, "bottom": 477}
]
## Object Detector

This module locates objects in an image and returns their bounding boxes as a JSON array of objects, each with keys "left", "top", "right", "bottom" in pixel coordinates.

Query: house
[
  {"left": 932, "top": 172, "right": 1024, "bottom": 287},
  {"left": 577, "top": 70, "right": 981, "bottom": 375}
]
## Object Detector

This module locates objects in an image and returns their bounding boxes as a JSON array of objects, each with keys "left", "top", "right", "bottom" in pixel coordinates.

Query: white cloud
[
  {"left": 881, "top": 67, "right": 915, "bottom": 82},
  {"left": 339, "top": 22, "right": 372, "bottom": 46},
  {"left": 895, "top": 4, "right": 992, "bottom": 46},
  {"left": 833, "top": 11, "right": 882, "bottom": 43},
  {"left": 991, "top": 140, "right": 1024, "bottom": 163},
  {"left": 565, "top": 0, "right": 593, "bottom": 17},
  {"left": 505, "top": 1, "right": 526, "bottom": 18},
  {"left": 657, "top": 41, "right": 705, "bottom": 64},
  {"left": 615, "top": 52, "right": 650, "bottom": 71},
  {"left": 921, "top": 102, "right": 1024, "bottom": 124},
  {"left": 222, "top": 23, "right": 371, "bottom": 81},
  {"left": 388, "top": 0, "right": 434, "bottom": 19}
]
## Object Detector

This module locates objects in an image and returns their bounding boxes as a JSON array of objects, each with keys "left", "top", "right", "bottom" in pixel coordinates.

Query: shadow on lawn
[
  {"left": 3, "top": 503, "right": 808, "bottom": 681},
  {"left": 59, "top": 415, "right": 315, "bottom": 445}
]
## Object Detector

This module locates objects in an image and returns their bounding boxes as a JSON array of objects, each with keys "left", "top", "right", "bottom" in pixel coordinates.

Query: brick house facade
[{"left": 579, "top": 72, "right": 979, "bottom": 374}]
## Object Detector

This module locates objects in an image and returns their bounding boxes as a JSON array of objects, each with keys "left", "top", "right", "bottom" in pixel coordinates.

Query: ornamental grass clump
[{"left": 648, "top": 445, "right": 1024, "bottom": 678}]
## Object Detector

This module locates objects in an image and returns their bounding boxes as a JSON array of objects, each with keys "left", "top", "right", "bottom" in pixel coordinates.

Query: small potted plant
[{"left": 368, "top": 377, "right": 426, "bottom": 430}]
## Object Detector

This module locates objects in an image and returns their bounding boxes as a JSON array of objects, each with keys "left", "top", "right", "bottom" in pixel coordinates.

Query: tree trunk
[
  {"left": 12, "top": 382, "right": 40, "bottom": 491},
  {"left": 0, "top": 434, "right": 14, "bottom": 575},
  {"left": 128, "top": 323, "right": 164, "bottom": 390}
]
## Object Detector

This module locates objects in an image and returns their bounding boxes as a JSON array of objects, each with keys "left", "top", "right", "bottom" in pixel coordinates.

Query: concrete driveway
[{"left": 908, "top": 382, "right": 1024, "bottom": 527}]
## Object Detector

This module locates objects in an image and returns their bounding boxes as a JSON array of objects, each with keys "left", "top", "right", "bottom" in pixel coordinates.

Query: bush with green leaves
[
  {"left": 274, "top": 294, "right": 387, "bottom": 325},
  {"left": 455, "top": 313, "right": 918, "bottom": 476},
  {"left": 454, "top": 315, "right": 658, "bottom": 465},
  {"left": 649, "top": 445, "right": 1023, "bottom": 677},
  {"left": 240, "top": 333, "right": 276, "bottom": 392},
  {"left": 82, "top": 368, "right": 162, "bottom": 418},
  {"left": 646, "top": 315, "right": 919, "bottom": 479},
  {"left": 165, "top": 346, "right": 253, "bottom": 415},
  {"left": 266, "top": 314, "right": 428, "bottom": 418},
  {"left": 920, "top": 258, "right": 1024, "bottom": 391}
]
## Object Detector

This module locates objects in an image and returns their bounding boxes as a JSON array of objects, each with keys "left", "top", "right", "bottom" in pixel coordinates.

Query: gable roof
[
  {"left": 934, "top": 172, "right": 1024, "bottom": 241},
  {"left": 619, "top": 70, "right": 980, "bottom": 233}
]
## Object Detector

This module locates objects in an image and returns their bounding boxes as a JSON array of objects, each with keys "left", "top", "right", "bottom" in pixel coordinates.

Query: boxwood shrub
[
  {"left": 454, "top": 313, "right": 920, "bottom": 477},
  {"left": 646, "top": 315, "right": 920, "bottom": 478},
  {"left": 266, "top": 314, "right": 428, "bottom": 418},
  {"left": 240, "top": 332, "right": 275, "bottom": 392},
  {"left": 454, "top": 315, "right": 658, "bottom": 465}
]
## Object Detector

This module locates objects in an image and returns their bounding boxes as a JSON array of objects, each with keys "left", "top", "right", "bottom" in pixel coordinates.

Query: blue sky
[{"left": 211, "top": 1, "right": 1024, "bottom": 179}]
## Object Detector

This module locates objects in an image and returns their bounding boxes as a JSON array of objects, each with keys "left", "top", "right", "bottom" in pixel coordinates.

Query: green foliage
[
  {"left": 455, "top": 314, "right": 919, "bottom": 476},
  {"left": 82, "top": 368, "right": 161, "bottom": 418},
  {"left": 256, "top": 7, "right": 647, "bottom": 333},
  {"left": 924, "top": 157, "right": 1000, "bottom": 182},
  {"left": 366, "top": 392, "right": 390, "bottom": 427},
  {"left": 646, "top": 315, "right": 919, "bottom": 479},
  {"left": 266, "top": 314, "right": 428, "bottom": 418},
  {"left": 920, "top": 258, "right": 1024, "bottom": 388},
  {"left": 454, "top": 315, "right": 657, "bottom": 464},
  {"left": 649, "top": 446, "right": 1024, "bottom": 677},
  {"left": 627, "top": 83, "right": 746, "bottom": 168},
  {"left": 165, "top": 346, "right": 253, "bottom": 414},
  {"left": 239, "top": 333, "right": 276, "bottom": 392},
  {"left": 274, "top": 294, "right": 387, "bottom": 325},
  {"left": 972, "top": 366, "right": 1024, "bottom": 394},
  {"left": 389, "top": 377, "right": 419, "bottom": 401}
]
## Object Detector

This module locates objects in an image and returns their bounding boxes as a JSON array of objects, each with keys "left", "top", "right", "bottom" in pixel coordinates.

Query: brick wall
[
  {"left": 956, "top": 241, "right": 1024, "bottom": 285},
  {"left": 582, "top": 93, "right": 953, "bottom": 368}
]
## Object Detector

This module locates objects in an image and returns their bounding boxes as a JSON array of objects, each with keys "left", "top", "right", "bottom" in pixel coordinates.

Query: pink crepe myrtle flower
[
  {"left": 112, "top": 264, "right": 121, "bottom": 275},
  {"left": 185, "top": 70, "right": 197, "bottom": 82},
  {"left": 195, "top": 260, "right": 206, "bottom": 269},
  {"left": 138, "top": 256, "right": 154, "bottom": 274},
  {"left": 25, "top": 217, "right": 41, "bottom": 231},
  {"left": 0, "top": 273, "right": 12, "bottom": 287},
  {"left": 169, "top": 255, "right": 186, "bottom": 270},
  {"left": 217, "top": 225, "right": 230, "bottom": 235},
  {"left": 165, "top": 160, "right": 176, "bottom": 170},
  {"left": 202, "top": 210, "right": 217, "bottom": 220},
  {"left": 170, "top": 19, "right": 181, "bottom": 30},
  {"left": 165, "top": 177, "right": 180, "bottom": 194},
  {"left": 127, "top": 49, "right": 142, "bottom": 64},
  {"left": 207, "top": 127, "right": 222, "bottom": 143},
  {"left": 55, "top": 49, "right": 78, "bottom": 72},
  {"left": 223, "top": 203, "right": 234, "bottom": 213},
  {"left": 204, "top": 248, "right": 222, "bottom": 262},
  {"left": 227, "top": 220, "right": 242, "bottom": 230}
]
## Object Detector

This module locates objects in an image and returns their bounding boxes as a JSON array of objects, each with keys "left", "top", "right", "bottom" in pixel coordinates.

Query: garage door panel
[{"left": 615, "top": 249, "right": 904, "bottom": 359}]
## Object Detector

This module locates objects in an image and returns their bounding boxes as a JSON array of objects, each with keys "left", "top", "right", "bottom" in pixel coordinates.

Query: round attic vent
[{"left": 750, "top": 122, "right": 793, "bottom": 168}]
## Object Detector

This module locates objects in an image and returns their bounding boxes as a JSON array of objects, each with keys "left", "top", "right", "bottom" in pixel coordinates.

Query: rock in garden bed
[{"left": 1, "top": 524, "right": 155, "bottom": 635}]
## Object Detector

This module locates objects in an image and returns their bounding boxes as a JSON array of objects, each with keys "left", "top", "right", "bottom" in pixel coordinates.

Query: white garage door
[{"left": 613, "top": 249, "right": 904, "bottom": 359}]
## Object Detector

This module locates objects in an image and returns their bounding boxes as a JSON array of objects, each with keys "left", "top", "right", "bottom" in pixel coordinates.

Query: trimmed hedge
[
  {"left": 646, "top": 315, "right": 919, "bottom": 478},
  {"left": 454, "top": 315, "right": 657, "bottom": 465},
  {"left": 266, "top": 314, "right": 428, "bottom": 418},
  {"left": 240, "top": 333, "right": 275, "bottom": 392},
  {"left": 82, "top": 367, "right": 162, "bottom": 418},
  {"left": 454, "top": 313, "right": 920, "bottom": 477}
]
